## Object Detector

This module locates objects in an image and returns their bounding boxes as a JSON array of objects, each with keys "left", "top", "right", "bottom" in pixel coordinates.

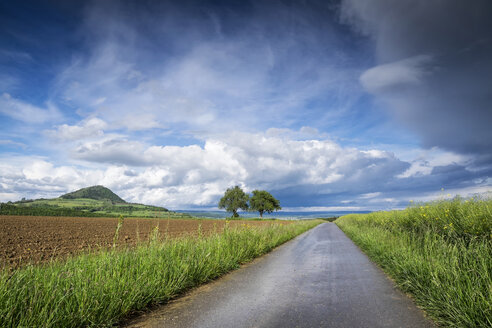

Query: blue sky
[{"left": 1, "top": 0, "right": 491, "bottom": 210}]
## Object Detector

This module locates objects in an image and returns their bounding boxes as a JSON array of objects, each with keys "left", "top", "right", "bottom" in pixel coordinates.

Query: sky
[{"left": 0, "top": 0, "right": 491, "bottom": 211}]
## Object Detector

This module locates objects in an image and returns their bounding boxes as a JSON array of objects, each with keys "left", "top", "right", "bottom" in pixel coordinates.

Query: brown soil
[{"left": 1, "top": 216, "right": 284, "bottom": 269}]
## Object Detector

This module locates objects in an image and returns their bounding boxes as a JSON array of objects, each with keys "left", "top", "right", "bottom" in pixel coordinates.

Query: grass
[
  {"left": 0, "top": 220, "right": 322, "bottom": 327},
  {"left": 336, "top": 197, "right": 491, "bottom": 327}
]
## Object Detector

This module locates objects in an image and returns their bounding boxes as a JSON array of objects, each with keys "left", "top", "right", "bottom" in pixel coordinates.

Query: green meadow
[{"left": 336, "top": 197, "right": 491, "bottom": 327}]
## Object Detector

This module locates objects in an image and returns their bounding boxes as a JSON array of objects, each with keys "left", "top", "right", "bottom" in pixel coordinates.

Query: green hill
[
  {"left": 1, "top": 186, "right": 192, "bottom": 219},
  {"left": 60, "top": 185, "right": 126, "bottom": 203}
]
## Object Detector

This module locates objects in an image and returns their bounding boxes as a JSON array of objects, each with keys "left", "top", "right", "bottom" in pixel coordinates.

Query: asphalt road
[{"left": 125, "top": 222, "right": 434, "bottom": 328}]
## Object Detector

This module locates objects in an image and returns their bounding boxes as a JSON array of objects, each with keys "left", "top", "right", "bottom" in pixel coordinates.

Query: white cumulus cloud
[{"left": 45, "top": 117, "right": 107, "bottom": 141}]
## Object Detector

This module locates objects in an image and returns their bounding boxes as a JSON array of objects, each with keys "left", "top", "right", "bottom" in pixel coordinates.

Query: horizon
[
  {"left": 3, "top": 184, "right": 470, "bottom": 213},
  {"left": 1, "top": 0, "right": 491, "bottom": 211}
]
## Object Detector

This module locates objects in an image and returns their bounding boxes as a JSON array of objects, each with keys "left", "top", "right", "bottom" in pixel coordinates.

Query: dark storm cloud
[
  {"left": 340, "top": 0, "right": 492, "bottom": 157},
  {"left": 271, "top": 161, "right": 487, "bottom": 208}
]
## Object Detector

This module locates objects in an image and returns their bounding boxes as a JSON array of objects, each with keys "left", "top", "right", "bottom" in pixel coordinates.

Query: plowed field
[{"left": 1, "top": 216, "right": 282, "bottom": 268}]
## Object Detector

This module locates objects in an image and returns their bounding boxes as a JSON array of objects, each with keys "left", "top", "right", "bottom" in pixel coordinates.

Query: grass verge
[
  {"left": 0, "top": 220, "right": 321, "bottom": 327},
  {"left": 336, "top": 198, "right": 491, "bottom": 327}
]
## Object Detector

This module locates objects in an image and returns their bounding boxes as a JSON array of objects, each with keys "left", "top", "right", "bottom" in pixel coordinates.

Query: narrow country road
[{"left": 125, "top": 223, "right": 434, "bottom": 328}]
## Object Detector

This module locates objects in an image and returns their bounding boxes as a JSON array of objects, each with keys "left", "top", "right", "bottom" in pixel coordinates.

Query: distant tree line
[
  {"left": 218, "top": 186, "right": 281, "bottom": 218},
  {"left": 0, "top": 203, "right": 178, "bottom": 218},
  {"left": 0, "top": 203, "right": 115, "bottom": 217}
]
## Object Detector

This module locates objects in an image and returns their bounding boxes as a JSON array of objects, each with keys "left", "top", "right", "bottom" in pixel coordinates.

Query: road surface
[{"left": 125, "top": 222, "right": 434, "bottom": 328}]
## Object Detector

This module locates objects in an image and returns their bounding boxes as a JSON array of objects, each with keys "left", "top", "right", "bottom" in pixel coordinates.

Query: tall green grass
[
  {"left": 0, "top": 220, "right": 321, "bottom": 327},
  {"left": 336, "top": 198, "right": 491, "bottom": 327}
]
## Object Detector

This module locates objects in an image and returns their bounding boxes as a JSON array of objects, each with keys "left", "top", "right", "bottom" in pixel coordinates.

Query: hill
[
  {"left": 1, "top": 186, "right": 192, "bottom": 219},
  {"left": 60, "top": 185, "right": 126, "bottom": 203}
]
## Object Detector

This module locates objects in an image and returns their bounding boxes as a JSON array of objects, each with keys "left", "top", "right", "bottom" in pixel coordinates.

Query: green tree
[
  {"left": 218, "top": 186, "right": 249, "bottom": 218},
  {"left": 249, "top": 190, "right": 281, "bottom": 218}
]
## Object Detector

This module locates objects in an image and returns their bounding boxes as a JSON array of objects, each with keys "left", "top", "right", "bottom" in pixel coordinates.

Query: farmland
[
  {"left": 0, "top": 217, "right": 321, "bottom": 327},
  {"left": 0, "top": 215, "right": 285, "bottom": 269}
]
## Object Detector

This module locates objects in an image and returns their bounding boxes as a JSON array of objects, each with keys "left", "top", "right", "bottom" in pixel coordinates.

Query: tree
[
  {"left": 218, "top": 186, "right": 249, "bottom": 218},
  {"left": 249, "top": 190, "right": 281, "bottom": 218}
]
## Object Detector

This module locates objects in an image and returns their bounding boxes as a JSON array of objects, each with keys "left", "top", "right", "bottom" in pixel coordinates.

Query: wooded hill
[{"left": 60, "top": 185, "right": 126, "bottom": 203}]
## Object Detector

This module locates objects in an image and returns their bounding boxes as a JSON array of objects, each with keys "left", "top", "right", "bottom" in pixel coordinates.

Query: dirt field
[{"left": 1, "top": 216, "right": 283, "bottom": 268}]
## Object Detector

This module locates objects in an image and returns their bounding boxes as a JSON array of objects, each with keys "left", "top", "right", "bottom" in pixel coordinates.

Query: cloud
[
  {"left": 0, "top": 74, "right": 19, "bottom": 92},
  {"left": 0, "top": 139, "right": 27, "bottom": 149},
  {"left": 341, "top": 0, "right": 492, "bottom": 156},
  {"left": 0, "top": 93, "right": 62, "bottom": 124},
  {"left": 46, "top": 0, "right": 362, "bottom": 136},
  {"left": 398, "top": 147, "right": 469, "bottom": 178},
  {"left": 359, "top": 55, "right": 433, "bottom": 94},
  {"left": 0, "top": 49, "right": 33, "bottom": 62},
  {"left": 1, "top": 128, "right": 489, "bottom": 209},
  {"left": 359, "top": 192, "right": 381, "bottom": 199},
  {"left": 73, "top": 138, "right": 148, "bottom": 166},
  {"left": 1, "top": 1, "right": 490, "bottom": 210},
  {"left": 45, "top": 117, "right": 107, "bottom": 141},
  {"left": 0, "top": 157, "right": 98, "bottom": 199},
  {"left": 0, "top": 130, "right": 406, "bottom": 206}
]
